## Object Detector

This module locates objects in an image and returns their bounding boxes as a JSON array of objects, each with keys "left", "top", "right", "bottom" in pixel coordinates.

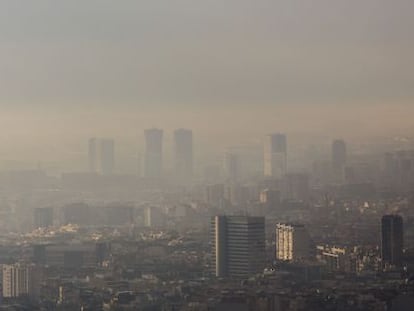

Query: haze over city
[
  {"left": 1, "top": 0, "right": 414, "bottom": 166},
  {"left": 0, "top": 1, "right": 414, "bottom": 310}
]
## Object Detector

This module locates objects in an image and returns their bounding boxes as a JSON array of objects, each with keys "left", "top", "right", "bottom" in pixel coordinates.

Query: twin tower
[
  {"left": 88, "top": 129, "right": 193, "bottom": 179},
  {"left": 144, "top": 128, "right": 193, "bottom": 179}
]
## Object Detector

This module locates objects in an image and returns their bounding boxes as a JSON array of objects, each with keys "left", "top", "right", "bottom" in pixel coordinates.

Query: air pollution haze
[
  {"left": 1, "top": 0, "right": 413, "bottom": 163},
  {"left": 2, "top": 1, "right": 414, "bottom": 310}
]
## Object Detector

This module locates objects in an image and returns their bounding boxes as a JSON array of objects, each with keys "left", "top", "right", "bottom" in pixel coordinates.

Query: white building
[
  {"left": 276, "top": 223, "right": 312, "bottom": 261},
  {"left": 2, "top": 263, "right": 40, "bottom": 299}
]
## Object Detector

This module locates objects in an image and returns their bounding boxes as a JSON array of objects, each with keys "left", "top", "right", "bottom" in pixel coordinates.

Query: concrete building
[
  {"left": 317, "top": 245, "right": 357, "bottom": 274},
  {"left": 211, "top": 215, "right": 265, "bottom": 278},
  {"left": 381, "top": 214, "right": 403, "bottom": 267},
  {"left": 276, "top": 223, "right": 313, "bottom": 262},
  {"left": 32, "top": 244, "right": 98, "bottom": 268},
  {"left": 2, "top": 263, "right": 40, "bottom": 299},
  {"left": 144, "top": 128, "right": 163, "bottom": 179},
  {"left": 264, "top": 133, "right": 287, "bottom": 179},
  {"left": 174, "top": 129, "right": 193, "bottom": 180}
]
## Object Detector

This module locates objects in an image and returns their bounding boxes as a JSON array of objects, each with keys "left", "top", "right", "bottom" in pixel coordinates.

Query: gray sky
[{"left": 0, "top": 0, "right": 413, "bottom": 162}]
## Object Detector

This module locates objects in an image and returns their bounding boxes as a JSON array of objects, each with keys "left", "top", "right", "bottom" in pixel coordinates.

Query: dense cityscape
[
  {"left": 1, "top": 1, "right": 414, "bottom": 310},
  {"left": 0, "top": 131, "right": 413, "bottom": 310}
]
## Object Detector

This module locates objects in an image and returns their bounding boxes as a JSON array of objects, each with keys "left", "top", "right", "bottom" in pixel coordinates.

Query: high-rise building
[
  {"left": 2, "top": 263, "right": 40, "bottom": 299},
  {"left": 381, "top": 215, "right": 403, "bottom": 267},
  {"left": 88, "top": 138, "right": 97, "bottom": 173},
  {"left": 264, "top": 133, "right": 287, "bottom": 179},
  {"left": 87, "top": 138, "right": 115, "bottom": 175},
  {"left": 144, "top": 128, "right": 163, "bottom": 178},
  {"left": 174, "top": 129, "right": 193, "bottom": 179},
  {"left": 223, "top": 152, "right": 239, "bottom": 182},
  {"left": 211, "top": 215, "right": 265, "bottom": 278},
  {"left": 100, "top": 139, "right": 115, "bottom": 175},
  {"left": 276, "top": 223, "right": 313, "bottom": 262},
  {"left": 332, "top": 139, "right": 347, "bottom": 182}
]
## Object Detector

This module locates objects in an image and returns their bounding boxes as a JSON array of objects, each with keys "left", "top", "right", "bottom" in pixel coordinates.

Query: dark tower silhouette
[
  {"left": 211, "top": 216, "right": 265, "bottom": 278},
  {"left": 381, "top": 214, "right": 403, "bottom": 267}
]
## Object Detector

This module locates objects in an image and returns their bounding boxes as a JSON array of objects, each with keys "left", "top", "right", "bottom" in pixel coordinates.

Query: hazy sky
[{"left": 0, "top": 0, "right": 413, "bottom": 162}]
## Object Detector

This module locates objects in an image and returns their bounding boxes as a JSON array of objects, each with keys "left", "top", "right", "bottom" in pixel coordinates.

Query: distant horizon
[{"left": 1, "top": 0, "right": 413, "bottom": 168}]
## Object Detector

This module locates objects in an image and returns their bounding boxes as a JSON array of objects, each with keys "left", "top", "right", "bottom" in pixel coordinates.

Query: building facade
[
  {"left": 211, "top": 216, "right": 265, "bottom": 278},
  {"left": 2, "top": 263, "right": 40, "bottom": 299},
  {"left": 381, "top": 214, "right": 403, "bottom": 267},
  {"left": 276, "top": 223, "right": 312, "bottom": 262}
]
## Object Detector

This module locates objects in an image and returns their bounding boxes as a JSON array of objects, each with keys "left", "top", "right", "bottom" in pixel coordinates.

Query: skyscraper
[
  {"left": 88, "top": 138, "right": 97, "bottom": 173},
  {"left": 100, "top": 139, "right": 115, "bottom": 175},
  {"left": 144, "top": 128, "right": 163, "bottom": 178},
  {"left": 211, "top": 215, "right": 265, "bottom": 278},
  {"left": 332, "top": 139, "right": 347, "bottom": 182},
  {"left": 381, "top": 215, "right": 403, "bottom": 267},
  {"left": 174, "top": 129, "right": 193, "bottom": 179},
  {"left": 276, "top": 223, "right": 313, "bottom": 262},
  {"left": 264, "top": 133, "right": 287, "bottom": 179},
  {"left": 88, "top": 138, "right": 115, "bottom": 175}
]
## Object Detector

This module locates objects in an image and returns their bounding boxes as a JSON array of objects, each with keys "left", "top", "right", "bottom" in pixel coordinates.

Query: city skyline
[
  {"left": 0, "top": 1, "right": 413, "bottom": 309},
  {"left": 0, "top": 0, "right": 414, "bottom": 165}
]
